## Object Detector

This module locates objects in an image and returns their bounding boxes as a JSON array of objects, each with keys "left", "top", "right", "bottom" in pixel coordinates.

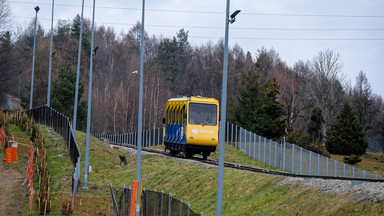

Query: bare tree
[
  {"left": 305, "top": 50, "right": 345, "bottom": 138},
  {"left": 0, "top": 0, "right": 11, "bottom": 34}
]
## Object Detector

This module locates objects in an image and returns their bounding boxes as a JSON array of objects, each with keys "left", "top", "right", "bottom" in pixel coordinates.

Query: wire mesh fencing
[
  {"left": 109, "top": 184, "right": 202, "bottom": 216},
  {"left": 26, "top": 105, "right": 81, "bottom": 199},
  {"left": 226, "top": 122, "right": 383, "bottom": 180},
  {"left": 93, "top": 127, "right": 164, "bottom": 148}
]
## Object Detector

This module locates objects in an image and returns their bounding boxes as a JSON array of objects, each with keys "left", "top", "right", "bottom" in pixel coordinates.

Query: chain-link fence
[
  {"left": 226, "top": 122, "right": 383, "bottom": 180},
  {"left": 93, "top": 127, "right": 164, "bottom": 148},
  {"left": 110, "top": 184, "right": 202, "bottom": 216},
  {"left": 26, "top": 105, "right": 81, "bottom": 200}
]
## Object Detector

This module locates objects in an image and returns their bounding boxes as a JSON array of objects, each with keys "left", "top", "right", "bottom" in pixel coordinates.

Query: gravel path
[{"left": 279, "top": 176, "right": 384, "bottom": 202}]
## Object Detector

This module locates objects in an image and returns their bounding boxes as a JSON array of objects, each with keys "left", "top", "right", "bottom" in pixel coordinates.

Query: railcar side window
[{"left": 189, "top": 103, "right": 217, "bottom": 126}]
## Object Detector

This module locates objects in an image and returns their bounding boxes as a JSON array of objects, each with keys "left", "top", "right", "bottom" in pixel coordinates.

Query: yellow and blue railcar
[{"left": 163, "top": 96, "right": 219, "bottom": 159}]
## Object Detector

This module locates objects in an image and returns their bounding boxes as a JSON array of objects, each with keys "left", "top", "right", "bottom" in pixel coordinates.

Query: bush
[{"left": 343, "top": 155, "right": 362, "bottom": 165}]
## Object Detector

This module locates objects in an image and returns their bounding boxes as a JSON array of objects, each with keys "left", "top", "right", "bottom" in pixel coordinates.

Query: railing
[
  {"left": 226, "top": 122, "right": 383, "bottom": 180},
  {"left": 93, "top": 127, "right": 164, "bottom": 148},
  {"left": 109, "top": 183, "right": 202, "bottom": 216},
  {"left": 93, "top": 122, "right": 382, "bottom": 181},
  {"left": 27, "top": 105, "right": 81, "bottom": 200}
]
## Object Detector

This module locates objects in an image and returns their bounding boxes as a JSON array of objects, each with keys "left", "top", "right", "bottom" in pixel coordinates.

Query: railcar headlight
[
  {"left": 190, "top": 137, "right": 194, "bottom": 139},
  {"left": 212, "top": 138, "right": 215, "bottom": 141}
]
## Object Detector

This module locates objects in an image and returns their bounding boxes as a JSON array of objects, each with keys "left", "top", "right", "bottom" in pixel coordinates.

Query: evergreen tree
[
  {"left": 307, "top": 106, "right": 324, "bottom": 144},
  {"left": 51, "top": 62, "right": 87, "bottom": 130},
  {"left": 325, "top": 101, "right": 367, "bottom": 155},
  {"left": 231, "top": 71, "right": 285, "bottom": 140}
]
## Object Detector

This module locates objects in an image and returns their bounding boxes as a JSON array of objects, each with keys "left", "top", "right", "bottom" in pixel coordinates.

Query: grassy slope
[
  {"left": 13, "top": 124, "right": 384, "bottom": 215},
  {"left": 331, "top": 152, "right": 384, "bottom": 177}
]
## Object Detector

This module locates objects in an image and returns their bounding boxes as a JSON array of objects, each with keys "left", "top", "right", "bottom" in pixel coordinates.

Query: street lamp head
[
  {"left": 228, "top": 10, "right": 241, "bottom": 24},
  {"left": 34, "top": 6, "right": 40, "bottom": 13}
]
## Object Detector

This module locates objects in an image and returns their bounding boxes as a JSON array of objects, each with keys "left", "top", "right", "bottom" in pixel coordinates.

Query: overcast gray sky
[{"left": 9, "top": 0, "right": 384, "bottom": 98}]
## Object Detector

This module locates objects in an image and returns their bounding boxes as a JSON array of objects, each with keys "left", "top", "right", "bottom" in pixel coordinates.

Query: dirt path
[{"left": 0, "top": 150, "right": 28, "bottom": 216}]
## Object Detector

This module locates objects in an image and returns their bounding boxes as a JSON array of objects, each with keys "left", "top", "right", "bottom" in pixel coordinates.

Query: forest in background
[{"left": 1, "top": 2, "right": 383, "bottom": 153}]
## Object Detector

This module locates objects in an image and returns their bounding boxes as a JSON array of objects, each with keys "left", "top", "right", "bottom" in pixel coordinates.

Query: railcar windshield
[{"left": 189, "top": 103, "right": 217, "bottom": 126}]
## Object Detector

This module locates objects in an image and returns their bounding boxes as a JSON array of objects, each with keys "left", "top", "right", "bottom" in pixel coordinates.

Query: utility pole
[
  {"left": 136, "top": 0, "right": 146, "bottom": 214},
  {"left": 29, "top": 6, "right": 39, "bottom": 109},
  {"left": 46, "top": 0, "right": 54, "bottom": 106},
  {"left": 83, "top": 0, "right": 96, "bottom": 190},
  {"left": 73, "top": 0, "right": 85, "bottom": 136},
  {"left": 216, "top": 1, "right": 240, "bottom": 215}
]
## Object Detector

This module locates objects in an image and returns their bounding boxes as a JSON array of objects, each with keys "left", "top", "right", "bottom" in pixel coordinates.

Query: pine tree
[
  {"left": 51, "top": 62, "right": 87, "bottom": 130},
  {"left": 325, "top": 101, "right": 367, "bottom": 155},
  {"left": 231, "top": 71, "right": 285, "bottom": 140},
  {"left": 307, "top": 106, "right": 324, "bottom": 144}
]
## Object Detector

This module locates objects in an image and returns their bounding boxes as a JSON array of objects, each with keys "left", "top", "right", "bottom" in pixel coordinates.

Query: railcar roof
[{"left": 167, "top": 96, "right": 218, "bottom": 103}]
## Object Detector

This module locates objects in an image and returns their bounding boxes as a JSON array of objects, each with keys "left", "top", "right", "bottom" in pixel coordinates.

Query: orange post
[
  {"left": 11, "top": 147, "right": 18, "bottom": 162},
  {"left": 129, "top": 181, "right": 143, "bottom": 216},
  {"left": 5, "top": 148, "right": 12, "bottom": 163}
]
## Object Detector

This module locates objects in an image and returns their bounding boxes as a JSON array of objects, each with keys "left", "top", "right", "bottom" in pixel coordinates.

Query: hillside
[{"left": 3, "top": 124, "right": 384, "bottom": 215}]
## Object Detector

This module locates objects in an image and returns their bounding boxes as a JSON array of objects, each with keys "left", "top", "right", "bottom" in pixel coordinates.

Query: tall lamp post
[
  {"left": 135, "top": 0, "right": 146, "bottom": 214},
  {"left": 216, "top": 2, "right": 240, "bottom": 215},
  {"left": 73, "top": 0, "right": 85, "bottom": 136},
  {"left": 83, "top": 0, "right": 96, "bottom": 190},
  {"left": 46, "top": 0, "right": 54, "bottom": 106},
  {"left": 29, "top": 6, "right": 39, "bottom": 109}
]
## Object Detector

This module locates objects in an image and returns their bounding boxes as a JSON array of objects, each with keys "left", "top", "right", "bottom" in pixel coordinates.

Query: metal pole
[
  {"left": 72, "top": 0, "right": 85, "bottom": 136},
  {"left": 30, "top": 6, "right": 39, "bottom": 109},
  {"left": 216, "top": 1, "right": 231, "bottom": 214},
  {"left": 17, "top": 77, "right": 20, "bottom": 112},
  {"left": 82, "top": 0, "right": 95, "bottom": 190},
  {"left": 46, "top": 0, "right": 54, "bottom": 106},
  {"left": 136, "top": 0, "right": 145, "bottom": 214},
  {"left": 300, "top": 147, "right": 302, "bottom": 175},
  {"left": 309, "top": 151, "right": 312, "bottom": 175}
]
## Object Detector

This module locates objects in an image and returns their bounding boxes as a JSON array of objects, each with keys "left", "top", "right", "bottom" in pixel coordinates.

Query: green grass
[
  {"left": 8, "top": 124, "right": 384, "bottom": 215},
  {"left": 330, "top": 152, "right": 384, "bottom": 177}
]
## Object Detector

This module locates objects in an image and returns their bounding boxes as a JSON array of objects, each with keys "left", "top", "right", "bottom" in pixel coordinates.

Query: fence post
[
  {"left": 123, "top": 184, "right": 126, "bottom": 216},
  {"left": 326, "top": 157, "right": 329, "bottom": 176},
  {"left": 334, "top": 160, "right": 337, "bottom": 177},
  {"left": 317, "top": 154, "right": 320, "bottom": 176},
  {"left": 231, "top": 123, "right": 233, "bottom": 146},
  {"left": 249, "top": 130, "right": 251, "bottom": 157},
  {"left": 239, "top": 127, "right": 242, "bottom": 151},
  {"left": 226, "top": 121, "right": 229, "bottom": 145},
  {"left": 235, "top": 125, "right": 238, "bottom": 149},
  {"left": 283, "top": 137, "right": 286, "bottom": 170},
  {"left": 146, "top": 189, "right": 149, "bottom": 216},
  {"left": 153, "top": 189, "right": 157, "bottom": 216},
  {"left": 180, "top": 199, "right": 183, "bottom": 216},
  {"left": 300, "top": 147, "right": 302, "bottom": 175},
  {"left": 363, "top": 170, "right": 365, "bottom": 178},
  {"left": 274, "top": 142, "right": 277, "bottom": 167},
  {"left": 187, "top": 203, "right": 190, "bottom": 216},
  {"left": 291, "top": 144, "right": 294, "bottom": 174},
  {"left": 109, "top": 183, "right": 118, "bottom": 215},
  {"left": 258, "top": 136, "right": 261, "bottom": 161},
  {"left": 352, "top": 167, "right": 355, "bottom": 178},
  {"left": 128, "top": 185, "right": 132, "bottom": 216},
  {"left": 269, "top": 139, "right": 271, "bottom": 166},
  {"left": 309, "top": 151, "right": 311, "bottom": 175},
  {"left": 263, "top": 137, "right": 266, "bottom": 163},
  {"left": 168, "top": 193, "right": 172, "bottom": 216},
  {"left": 160, "top": 190, "right": 164, "bottom": 216},
  {"left": 253, "top": 134, "right": 256, "bottom": 159}
]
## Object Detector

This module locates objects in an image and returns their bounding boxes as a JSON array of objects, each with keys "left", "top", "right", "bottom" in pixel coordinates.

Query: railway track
[{"left": 107, "top": 141, "right": 384, "bottom": 183}]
